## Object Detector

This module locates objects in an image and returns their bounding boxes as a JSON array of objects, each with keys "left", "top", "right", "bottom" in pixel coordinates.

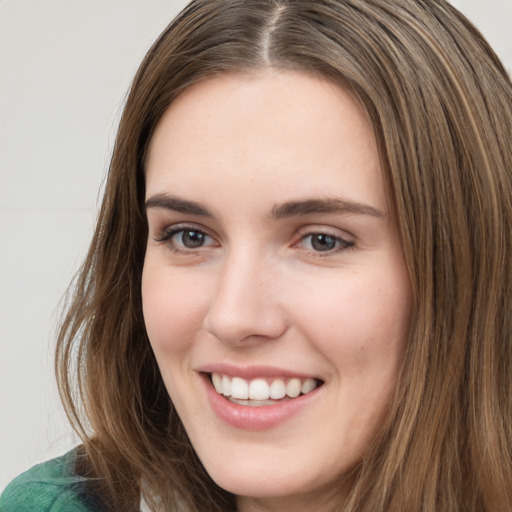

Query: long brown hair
[{"left": 55, "top": 1, "right": 512, "bottom": 510}]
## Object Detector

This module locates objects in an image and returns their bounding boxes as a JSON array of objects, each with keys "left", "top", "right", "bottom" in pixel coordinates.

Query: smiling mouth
[{"left": 209, "top": 372, "right": 323, "bottom": 406}]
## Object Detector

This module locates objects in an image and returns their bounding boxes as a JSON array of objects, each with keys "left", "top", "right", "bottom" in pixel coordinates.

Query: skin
[{"left": 142, "top": 70, "right": 412, "bottom": 512}]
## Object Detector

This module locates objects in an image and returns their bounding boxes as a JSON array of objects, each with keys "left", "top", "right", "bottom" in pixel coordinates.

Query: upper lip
[{"left": 198, "top": 363, "right": 321, "bottom": 381}]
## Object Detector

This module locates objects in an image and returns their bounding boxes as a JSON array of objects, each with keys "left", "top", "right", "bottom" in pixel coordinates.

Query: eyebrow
[
  {"left": 269, "top": 198, "right": 386, "bottom": 219},
  {"left": 145, "top": 194, "right": 213, "bottom": 217},
  {"left": 144, "top": 194, "right": 385, "bottom": 220}
]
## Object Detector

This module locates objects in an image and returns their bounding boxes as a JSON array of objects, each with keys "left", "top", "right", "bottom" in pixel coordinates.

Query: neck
[{"left": 236, "top": 483, "right": 345, "bottom": 512}]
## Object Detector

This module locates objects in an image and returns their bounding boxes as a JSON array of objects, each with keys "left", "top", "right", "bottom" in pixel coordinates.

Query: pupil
[
  {"left": 311, "top": 234, "right": 336, "bottom": 251},
  {"left": 182, "top": 230, "right": 204, "bottom": 248}
]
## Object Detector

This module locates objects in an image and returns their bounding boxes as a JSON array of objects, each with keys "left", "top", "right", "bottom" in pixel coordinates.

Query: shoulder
[{"left": 0, "top": 448, "right": 100, "bottom": 512}]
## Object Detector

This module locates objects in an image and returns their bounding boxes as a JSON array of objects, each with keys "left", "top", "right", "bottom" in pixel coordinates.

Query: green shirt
[{"left": 0, "top": 449, "right": 102, "bottom": 512}]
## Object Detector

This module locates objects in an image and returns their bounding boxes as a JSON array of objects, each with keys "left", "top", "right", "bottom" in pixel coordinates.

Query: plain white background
[{"left": 1, "top": 0, "right": 511, "bottom": 492}]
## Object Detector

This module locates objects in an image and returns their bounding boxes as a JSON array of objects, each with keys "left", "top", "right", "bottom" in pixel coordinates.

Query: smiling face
[{"left": 142, "top": 70, "right": 412, "bottom": 512}]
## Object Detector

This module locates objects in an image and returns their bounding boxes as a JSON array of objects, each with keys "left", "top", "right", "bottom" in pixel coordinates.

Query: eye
[
  {"left": 299, "top": 232, "right": 354, "bottom": 253},
  {"left": 155, "top": 226, "right": 217, "bottom": 252},
  {"left": 174, "top": 229, "right": 209, "bottom": 249}
]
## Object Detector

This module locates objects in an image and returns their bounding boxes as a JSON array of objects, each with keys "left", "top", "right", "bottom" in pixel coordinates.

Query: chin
[
  {"left": 212, "top": 470, "right": 311, "bottom": 500},
  {"left": 198, "top": 444, "right": 345, "bottom": 501}
]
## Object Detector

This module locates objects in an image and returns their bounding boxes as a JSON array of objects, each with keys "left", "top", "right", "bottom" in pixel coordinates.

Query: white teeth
[
  {"left": 222, "top": 374, "right": 230, "bottom": 396},
  {"left": 249, "top": 378, "right": 269, "bottom": 400},
  {"left": 210, "top": 373, "right": 319, "bottom": 402},
  {"left": 269, "top": 379, "right": 286, "bottom": 399},
  {"left": 301, "top": 378, "right": 316, "bottom": 394},
  {"left": 212, "top": 373, "right": 223, "bottom": 393},
  {"left": 231, "top": 377, "right": 249, "bottom": 399},
  {"left": 286, "top": 378, "right": 302, "bottom": 398}
]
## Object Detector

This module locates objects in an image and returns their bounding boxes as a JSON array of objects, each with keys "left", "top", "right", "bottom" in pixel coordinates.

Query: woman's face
[{"left": 142, "top": 70, "right": 411, "bottom": 511}]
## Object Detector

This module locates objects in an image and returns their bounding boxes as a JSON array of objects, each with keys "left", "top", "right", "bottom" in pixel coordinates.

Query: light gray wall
[
  {"left": 0, "top": 0, "right": 189, "bottom": 490},
  {"left": 454, "top": 0, "right": 512, "bottom": 75},
  {"left": 1, "top": 0, "right": 511, "bottom": 492}
]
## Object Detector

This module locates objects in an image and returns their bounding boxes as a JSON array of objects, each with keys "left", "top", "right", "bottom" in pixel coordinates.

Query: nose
[{"left": 203, "top": 250, "right": 288, "bottom": 346}]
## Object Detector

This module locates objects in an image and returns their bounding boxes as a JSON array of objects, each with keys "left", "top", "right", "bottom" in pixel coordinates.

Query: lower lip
[{"left": 201, "top": 374, "right": 321, "bottom": 431}]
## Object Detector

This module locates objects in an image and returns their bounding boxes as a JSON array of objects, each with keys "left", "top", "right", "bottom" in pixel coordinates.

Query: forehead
[
  {"left": 147, "top": 70, "right": 373, "bottom": 159},
  {"left": 145, "top": 70, "right": 384, "bottom": 213}
]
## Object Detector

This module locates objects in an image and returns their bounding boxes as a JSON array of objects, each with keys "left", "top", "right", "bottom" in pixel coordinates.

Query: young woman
[{"left": 2, "top": 1, "right": 511, "bottom": 511}]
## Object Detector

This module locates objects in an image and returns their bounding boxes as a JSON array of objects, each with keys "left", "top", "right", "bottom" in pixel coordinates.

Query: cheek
[
  {"left": 293, "top": 266, "right": 411, "bottom": 375},
  {"left": 141, "top": 265, "right": 209, "bottom": 354},
  {"left": 305, "top": 267, "right": 409, "bottom": 326}
]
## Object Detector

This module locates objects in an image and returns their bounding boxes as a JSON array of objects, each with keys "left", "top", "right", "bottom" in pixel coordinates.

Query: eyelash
[
  {"left": 154, "top": 225, "right": 355, "bottom": 256},
  {"left": 154, "top": 225, "right": 216, "bottom": 255},
  {"left": 298, "top": 232, "right": 355, "bottom": 256}
]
